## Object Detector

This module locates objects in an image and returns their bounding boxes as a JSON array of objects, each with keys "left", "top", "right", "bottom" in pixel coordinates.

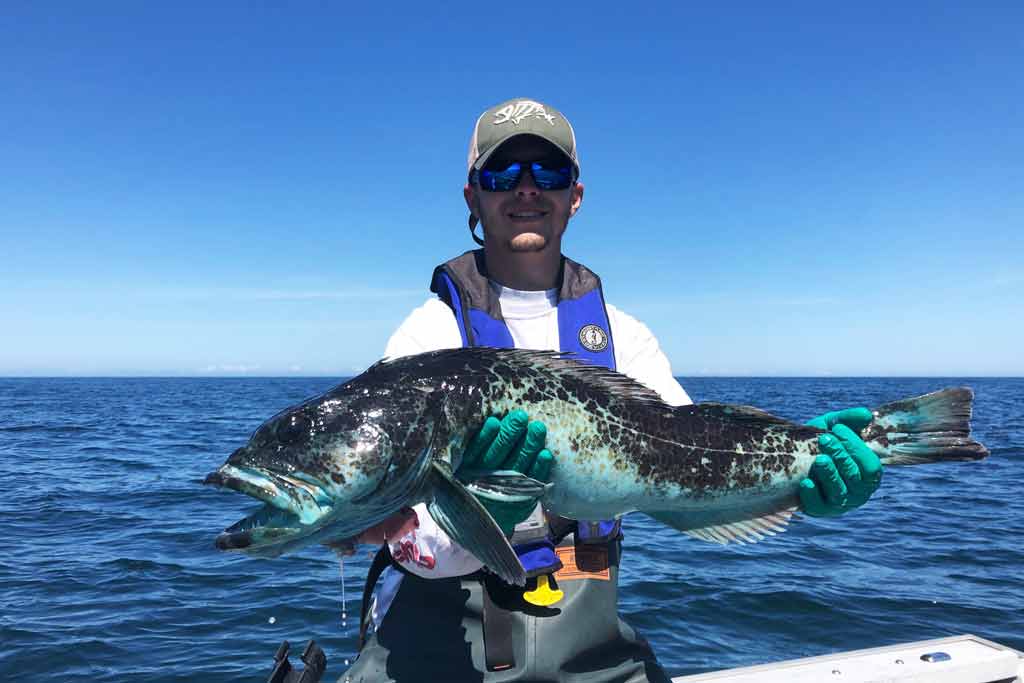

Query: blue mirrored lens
[
  {"left": 478, "top": 161, "right": 574, "bottom": 191},
  {"left": 480, "top": 162, "right": 523, "bottom": 191},
  {"left": 530, "top": 162, "right": 572, "bottom": 190}
]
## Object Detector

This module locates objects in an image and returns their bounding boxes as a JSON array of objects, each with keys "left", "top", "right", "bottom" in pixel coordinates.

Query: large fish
[{"left": 204, "top": 348, "right": 988, "bottom": 586}]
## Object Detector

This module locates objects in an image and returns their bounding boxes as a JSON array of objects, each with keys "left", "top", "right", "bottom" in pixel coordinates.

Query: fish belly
[{"left": 541, "top": 432, "right": 819, "bottom": 527}]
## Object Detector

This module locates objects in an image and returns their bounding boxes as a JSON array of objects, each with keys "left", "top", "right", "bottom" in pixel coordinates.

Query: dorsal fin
[
  {"left": 368, "top": 347, "right": 670, "bottom": 409},
  {"left": 472, "top": 347, "right": 668, "bottom": 406}
]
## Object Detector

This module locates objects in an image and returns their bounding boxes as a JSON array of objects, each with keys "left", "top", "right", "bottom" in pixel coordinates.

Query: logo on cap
[
  {"left": 578, "top": 324, "right": 609, "bottom": 352},
  {"left": 493, "top": 100, "right": 557, "bottom": 126}
]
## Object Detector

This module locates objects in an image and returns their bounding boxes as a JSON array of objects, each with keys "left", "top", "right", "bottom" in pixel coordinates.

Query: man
[{"left": 341, "top": 98, "right": 882, "bottom": 682}]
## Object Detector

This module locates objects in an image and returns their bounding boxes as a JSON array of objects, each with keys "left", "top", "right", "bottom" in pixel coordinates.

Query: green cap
[{"left": 466, "top": 98, "right": 581, "bottom": 175}]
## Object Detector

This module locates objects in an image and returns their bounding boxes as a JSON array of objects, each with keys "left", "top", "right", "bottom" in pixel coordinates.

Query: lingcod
[{"left": 204, "top": 348, "right": 988, "bottom": 586}]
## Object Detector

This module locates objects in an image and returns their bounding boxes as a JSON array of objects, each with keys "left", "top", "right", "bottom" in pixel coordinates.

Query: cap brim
[{"left": 471, "top": 132, "right": 579, "bottom": 174}]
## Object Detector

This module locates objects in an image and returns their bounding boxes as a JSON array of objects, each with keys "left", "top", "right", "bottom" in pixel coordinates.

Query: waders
[{"left": 343, "top": 526, "right": 670, "bottom": 683}]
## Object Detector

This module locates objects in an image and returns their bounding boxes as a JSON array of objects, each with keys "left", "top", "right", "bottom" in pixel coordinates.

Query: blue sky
[{"left": 2, "top": 2, "right": 1021, "bottom": 377}]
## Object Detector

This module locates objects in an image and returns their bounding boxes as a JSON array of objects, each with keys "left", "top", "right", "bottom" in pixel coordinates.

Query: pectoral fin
[
  {"left": 458, "top": 468, "right": 552, "bottom": 505},
  {"left": 427, "top": 461, "right": 527, "bottom": 586}
]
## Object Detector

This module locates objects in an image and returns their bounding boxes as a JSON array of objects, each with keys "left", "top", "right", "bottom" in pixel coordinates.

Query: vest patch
[{"left": 578, "top": 324, "right": 609, "bottom": 352}]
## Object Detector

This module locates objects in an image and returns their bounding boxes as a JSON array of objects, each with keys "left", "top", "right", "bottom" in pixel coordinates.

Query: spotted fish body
[
  {"left": 449, "top": 351, "right": 823, "bottom": 533},
  {"left": 206, "top": 348, "right": 987, "bottom": 584}
]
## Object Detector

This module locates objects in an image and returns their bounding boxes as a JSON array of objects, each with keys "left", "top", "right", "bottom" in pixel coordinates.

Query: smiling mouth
[{"left": 508, "top": 210, "right": 548, "bottom": 220}]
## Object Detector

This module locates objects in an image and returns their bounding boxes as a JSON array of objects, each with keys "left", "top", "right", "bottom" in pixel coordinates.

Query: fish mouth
[
  {"left": 204, "top": 429, "right": 437, "bottom": 556},
  {"left": 204, "top": 464, "right": 340, "bottom": 553},
  {"left": 214, "top": 502, "right": 304, "bottom": 550},
  {"left": 204, "top": 464, "right": 334, "bottom": 522}
]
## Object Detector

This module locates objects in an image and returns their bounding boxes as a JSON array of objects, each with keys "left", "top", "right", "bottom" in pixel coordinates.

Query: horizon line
[{"left": 1, "top": 374, "right": 1021, "bottom": 380}]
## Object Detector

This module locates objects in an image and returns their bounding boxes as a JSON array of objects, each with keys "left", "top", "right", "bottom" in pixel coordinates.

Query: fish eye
[{"left": 276, "top": 414, "right": 312, "bottom": 444}]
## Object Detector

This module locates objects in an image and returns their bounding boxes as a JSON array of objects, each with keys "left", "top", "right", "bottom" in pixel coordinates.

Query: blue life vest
[
  {"left": 430, "top": 250, "right": 617, "bottom": 369},
  {"left": 430, "top": 250, "right": 621, "bottom": 578}
]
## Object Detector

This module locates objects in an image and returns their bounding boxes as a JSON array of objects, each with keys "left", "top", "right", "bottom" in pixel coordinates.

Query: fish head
[{"left": 205, "top": 381, "right": 443, "bottom": 557}]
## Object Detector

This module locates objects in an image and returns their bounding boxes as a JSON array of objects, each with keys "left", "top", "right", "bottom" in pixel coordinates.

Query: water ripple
[{"left": 0, "top": 376, "right": 1021, "bottom": 681}]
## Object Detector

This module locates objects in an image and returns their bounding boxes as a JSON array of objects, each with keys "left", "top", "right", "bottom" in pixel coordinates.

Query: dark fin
[
  {"left": 647, "top": 508, "right": 797, "bottom": 545},
  {"left": 861, "top": 387, "right": 989, "bottom": 465},
  {"left": 401, "top": 347, "right": 671, "bottom": 408},
  {"left": 426, "top": 461, "right": 526, "bottom": 586},
  {"left": 676, "top": 403, "right": 796, "bottom": 427},
  {"left": 458, "top": 469, "right": 552, "bottom": 504}
]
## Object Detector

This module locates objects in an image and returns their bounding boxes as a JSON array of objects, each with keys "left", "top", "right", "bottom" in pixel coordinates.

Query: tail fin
[{"left": 861, "top": 387, "right": 988, "bottom": 465}]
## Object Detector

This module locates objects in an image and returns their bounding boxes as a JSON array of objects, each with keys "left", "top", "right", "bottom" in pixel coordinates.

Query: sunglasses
[{"left": 471, "top": 159, "right": 576, "bottom": 192}]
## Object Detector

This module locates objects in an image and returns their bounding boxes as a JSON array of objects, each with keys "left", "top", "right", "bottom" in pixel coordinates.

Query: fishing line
[
  {"left": 338, "top": 555, "right": 352, "bottom": 674},
  {"left": 338, "top": 555, "right": 348, "bottom": 627}
]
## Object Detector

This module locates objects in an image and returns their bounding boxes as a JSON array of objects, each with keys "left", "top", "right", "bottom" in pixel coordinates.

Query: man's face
[{"left": 464, "top": 136, "right": 584, "bottom": 254}]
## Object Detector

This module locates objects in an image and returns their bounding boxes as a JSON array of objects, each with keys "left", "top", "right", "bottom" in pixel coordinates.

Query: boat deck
[{"left": 672, "top": 634, "right": 1024, "bottom": 682}]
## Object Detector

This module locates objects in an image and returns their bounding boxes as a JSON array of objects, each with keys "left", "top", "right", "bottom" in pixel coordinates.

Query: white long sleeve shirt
[{"left": 369, "top": 283, "right": 691, "bottom": 626}]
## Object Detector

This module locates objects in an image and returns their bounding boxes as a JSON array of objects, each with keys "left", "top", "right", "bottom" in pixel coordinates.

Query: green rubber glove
[
  {"left": 459, "top": 410, "right": 554, "bottom": 534},
  {"left": 799, "top": 407, "right": 883, "bottom": 518}
]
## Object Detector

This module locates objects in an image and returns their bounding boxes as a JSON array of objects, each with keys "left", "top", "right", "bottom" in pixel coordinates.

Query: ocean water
[{"left": 0, "top": 376, "right": 1021, "bottom": 681}]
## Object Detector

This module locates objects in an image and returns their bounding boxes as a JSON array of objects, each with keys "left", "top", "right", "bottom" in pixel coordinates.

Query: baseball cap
[
  {"left": 467, "top": 98, "right": 581, "bottom": 174},
  {"left": 466, "top": 98, "right": 581, "bottom": 238}
]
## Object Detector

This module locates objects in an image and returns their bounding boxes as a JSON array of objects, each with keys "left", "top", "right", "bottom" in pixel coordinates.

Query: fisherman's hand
[
  {"left": 800, "top": 407, "right": 883, "bottom": 518},
  {"left": 460, "top": 410, "right": 554, "bottom": 535}
]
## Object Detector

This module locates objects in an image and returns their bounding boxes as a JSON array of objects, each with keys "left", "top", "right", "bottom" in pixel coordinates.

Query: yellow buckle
[{"left": 522, "top": 574, "right": 564, "bottom": 606}]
